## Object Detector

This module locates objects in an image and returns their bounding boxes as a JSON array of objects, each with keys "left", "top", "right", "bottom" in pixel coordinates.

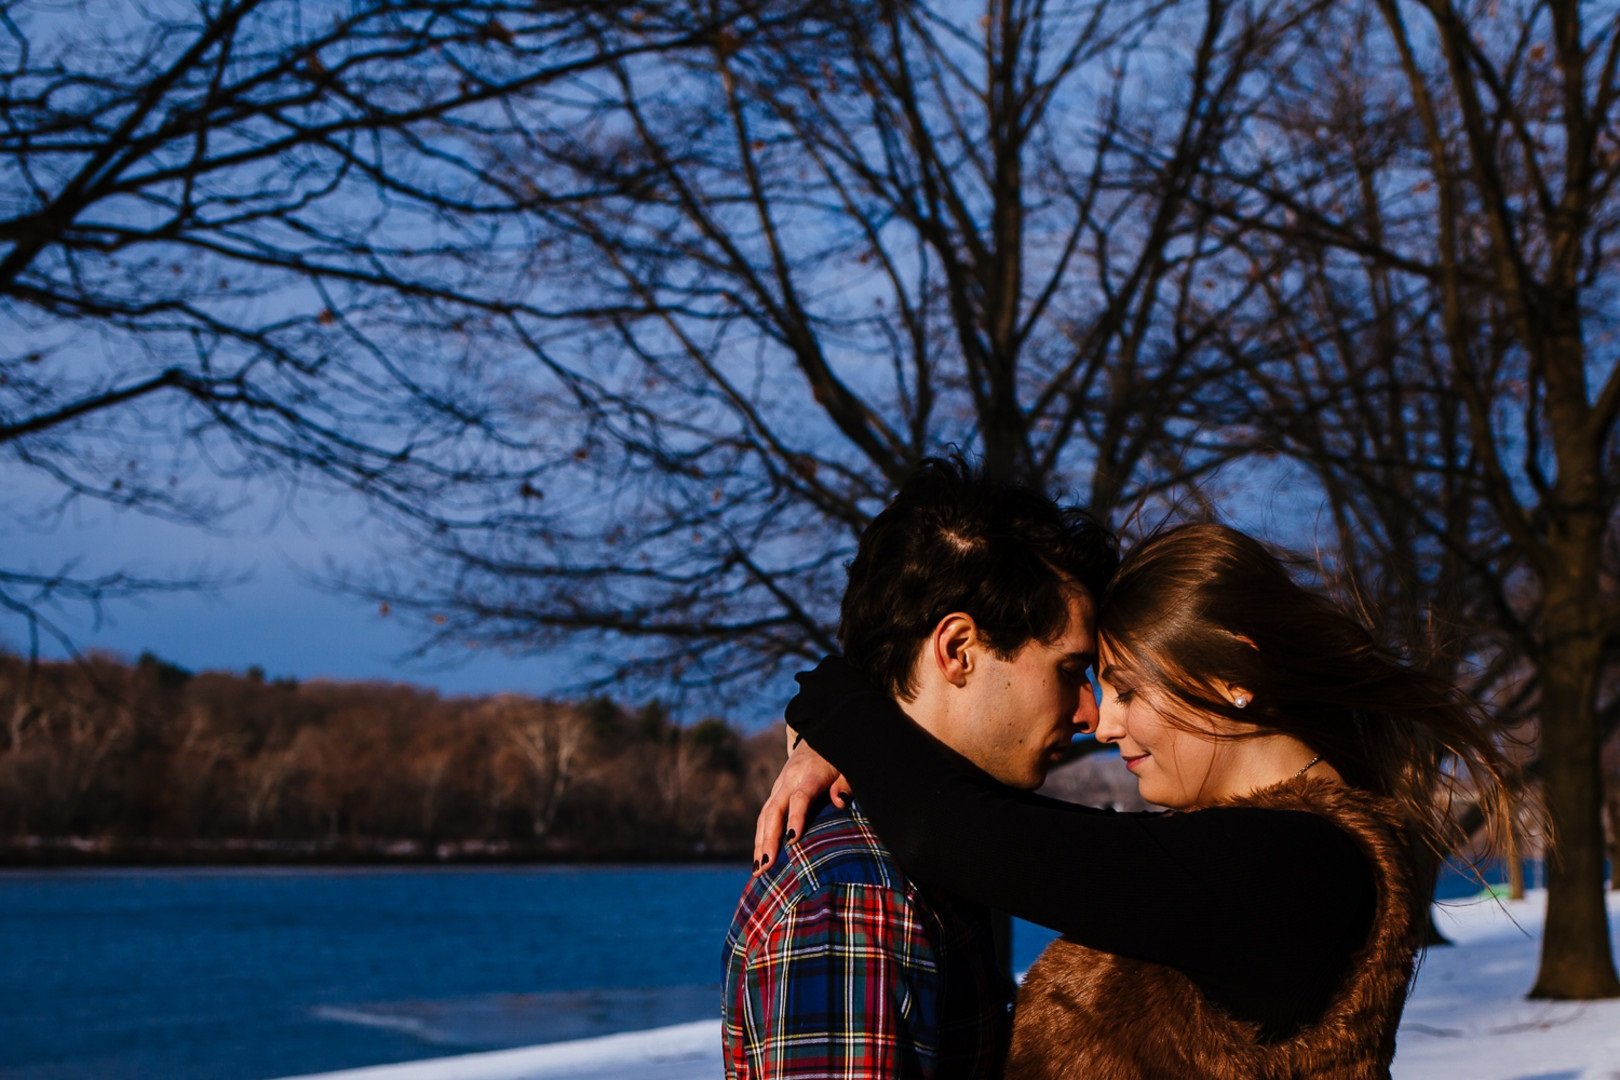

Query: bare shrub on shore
[{"left": 0, "top": 650, "right": 780, "bottom": 860}]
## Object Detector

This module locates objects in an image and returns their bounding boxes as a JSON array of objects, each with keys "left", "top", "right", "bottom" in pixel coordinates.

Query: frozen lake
[
  {"left": 0, "top": 858, "right": 1544, "bottom": 1078},
  {"left": 0, "top": 864, "right": 1067, "bottom": 1079},
  {"left": 1, "top": 865, "right": 743, "bottom": 1079}
]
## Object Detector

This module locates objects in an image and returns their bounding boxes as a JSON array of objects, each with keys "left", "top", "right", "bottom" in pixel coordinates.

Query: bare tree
[
  {"left": 4, "top": 0, "right": 1315, "bottom": 701},
  {"left": 29, "top": 681, "right": 136, "bottom": 833},
  {"left": 489, "top": 695, "right": 590, "bottom": 839},
  {"left": 0, "top": 0, "right": 735, "bottom": 652},
  {"left": 361, "top": 0, "right": 1314, "bottom": 695},
  {"left": 1205, "top": 78, "right": 1527, "bottom": 943},
  {"left": 1605, "top": 731, "right": 1619, "bottom": 891},
  {"left": 1208, "top": 0, "right": 1620, "bottom": 997},
  {"left": 240, "top": 742, "right": 297, "bottom": 834}
]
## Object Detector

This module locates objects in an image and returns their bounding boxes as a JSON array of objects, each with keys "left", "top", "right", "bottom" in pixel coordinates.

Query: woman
[{"left": 756, "top": 523, "right": 1521, "bottom": 1079}]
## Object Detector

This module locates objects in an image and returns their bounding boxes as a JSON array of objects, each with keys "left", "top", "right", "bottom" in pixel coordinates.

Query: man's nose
[{"left": 1072, "top": 685, "right": 1100, "bottom": 735}]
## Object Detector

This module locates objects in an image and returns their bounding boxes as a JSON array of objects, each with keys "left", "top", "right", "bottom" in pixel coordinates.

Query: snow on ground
[
  {"left": 275, "top": 1020, "right": 720, "bottom": 1080},
  {"left": 282, "top": 889, "right": 1620, "bottom": 1080},
  {"left": 1391, "top": 889, "right": 1620, "bottom": 1079}
]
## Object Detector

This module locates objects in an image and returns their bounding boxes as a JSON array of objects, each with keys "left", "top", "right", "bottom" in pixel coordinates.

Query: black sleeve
[{"left": 784, "top": 657, "right": 1375, "bottom": 994}]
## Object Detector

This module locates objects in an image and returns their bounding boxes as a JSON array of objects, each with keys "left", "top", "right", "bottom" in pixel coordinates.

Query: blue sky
[{"left": 0, "top": 473, "right": 581, "bottom": 698}]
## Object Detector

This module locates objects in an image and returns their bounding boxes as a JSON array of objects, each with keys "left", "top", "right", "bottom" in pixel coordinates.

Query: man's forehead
[
  {"left": 1064, "top": 587, "right": 1098, "bottom": 634},
  {"left": 1053, "top": 590, "right": 1098, "bottom": 653}
]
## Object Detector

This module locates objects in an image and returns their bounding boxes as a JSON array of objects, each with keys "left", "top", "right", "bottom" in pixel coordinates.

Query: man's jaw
[{"left": 1024, "top": 733, "right": 1079, "bottom": 788}]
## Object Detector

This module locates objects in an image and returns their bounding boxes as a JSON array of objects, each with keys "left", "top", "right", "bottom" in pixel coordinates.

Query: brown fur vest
[{"left": 1005, "top": 778, "right": 1421, "bottom": 1080}]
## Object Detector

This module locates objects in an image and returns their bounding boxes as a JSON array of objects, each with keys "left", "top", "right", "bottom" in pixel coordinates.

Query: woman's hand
[{"left": 753, "top": 739, "right": 851, "bottom": 875}]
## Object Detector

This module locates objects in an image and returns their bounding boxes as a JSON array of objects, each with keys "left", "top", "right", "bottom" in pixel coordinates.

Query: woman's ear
[
  {"left": 930, "top": 612, "right": 978, "bottom": 688},
  {"left": 1211, "top": 679, "right": 1253, "bottom": 709}
]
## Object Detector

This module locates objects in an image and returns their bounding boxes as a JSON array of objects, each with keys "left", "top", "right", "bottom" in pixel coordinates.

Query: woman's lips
[{"left": 1122, "top": 752, "right": 1150, "bottom": 772}]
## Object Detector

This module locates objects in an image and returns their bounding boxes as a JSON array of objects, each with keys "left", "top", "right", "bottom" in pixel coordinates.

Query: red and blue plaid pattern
[{"left": 722, "top": 801, "right": 1011, "bottom": 1079}]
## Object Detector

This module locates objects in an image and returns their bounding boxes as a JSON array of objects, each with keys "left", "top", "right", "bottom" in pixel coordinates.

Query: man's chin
[
  {"left": 979, "top": 756, "right": 1049, "bottom": 790},
  {"left": 1009, "top": 766, "right": 1048, "bottom": 791}
]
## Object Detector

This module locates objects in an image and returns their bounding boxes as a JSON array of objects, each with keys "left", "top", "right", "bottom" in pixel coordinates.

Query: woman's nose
[{"left": 1094, "top": 702, "right": 1125, "bottom": 744}]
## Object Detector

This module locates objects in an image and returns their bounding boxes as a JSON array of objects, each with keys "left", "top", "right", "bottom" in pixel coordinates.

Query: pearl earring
[{"left": 1233, "top": 693, "right": 1250, "bottom": 709}]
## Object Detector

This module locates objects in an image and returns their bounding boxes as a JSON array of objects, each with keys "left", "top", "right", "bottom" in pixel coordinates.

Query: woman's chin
[{"left": 1133, "top": 778, "right": 1188, "bottom": 810}]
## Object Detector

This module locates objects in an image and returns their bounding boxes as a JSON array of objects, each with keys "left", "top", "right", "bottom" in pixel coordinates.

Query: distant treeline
[{"left": 0, "top": 651, "right": 782, "bottom": 864}]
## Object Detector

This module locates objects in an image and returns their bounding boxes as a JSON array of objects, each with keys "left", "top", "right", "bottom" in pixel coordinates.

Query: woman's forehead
[{"left": 1096, "top": 635, "right": 1137, "bottom": 675}]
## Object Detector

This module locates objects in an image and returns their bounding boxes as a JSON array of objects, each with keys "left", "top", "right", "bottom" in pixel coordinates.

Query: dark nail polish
[
  {"left": 760, "top": 852, "right": 770, "bottom": 866},
  {"left": 752, "top": 858, "right": 759, "bottom": 870},
  {"left": 785, "top": 829, "right": 797, "bottom": 842}
]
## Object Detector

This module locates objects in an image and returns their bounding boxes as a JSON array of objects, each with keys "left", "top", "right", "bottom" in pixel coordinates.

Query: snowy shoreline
[{"left": 279, "top": 889, "right": 1620, "bottom": 1080}]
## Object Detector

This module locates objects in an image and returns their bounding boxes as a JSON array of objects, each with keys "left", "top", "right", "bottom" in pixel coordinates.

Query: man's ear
[{"left": 930, "top": 612, "right": 978, "bottom": 688}]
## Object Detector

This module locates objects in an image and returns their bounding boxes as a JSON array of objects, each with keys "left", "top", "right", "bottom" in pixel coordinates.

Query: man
[{"left": 722, "top": 457, "right": 1117, "bottom": 1079}]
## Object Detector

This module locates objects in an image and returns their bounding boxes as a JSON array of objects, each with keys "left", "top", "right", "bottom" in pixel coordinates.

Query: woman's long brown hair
[{"left": 1098, "top": 522, "right": 1525, "bottom": 863}]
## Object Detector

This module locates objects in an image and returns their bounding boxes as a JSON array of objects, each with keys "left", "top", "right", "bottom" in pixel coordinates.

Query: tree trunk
[
  {"left": 1414, "top": 842, "right": 1452, "bottom": 946},
  {"left": 1606, "top": 785, "right": 1620, "bottom": 892},
  {"left": 1529, "top": 544, "right": 1620, "bottom": 997},
  {"left": 1531, "top": 707, "right": 1617, "bottom": 997}
]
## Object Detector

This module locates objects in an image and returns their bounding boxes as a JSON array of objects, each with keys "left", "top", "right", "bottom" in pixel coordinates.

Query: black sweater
[{"left": 784, "top": 658, "right": 1379, "bottom": 1038}]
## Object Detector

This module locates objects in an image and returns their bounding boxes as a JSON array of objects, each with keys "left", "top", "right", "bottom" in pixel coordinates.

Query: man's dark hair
[{"left": 838, "top": 457, "right": 1118, "bottom": 699}]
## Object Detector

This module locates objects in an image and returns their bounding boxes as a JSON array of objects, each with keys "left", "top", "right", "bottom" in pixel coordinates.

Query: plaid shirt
[{"left": 722, "top": 801, "right": 1012, "bottom": 1079}]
